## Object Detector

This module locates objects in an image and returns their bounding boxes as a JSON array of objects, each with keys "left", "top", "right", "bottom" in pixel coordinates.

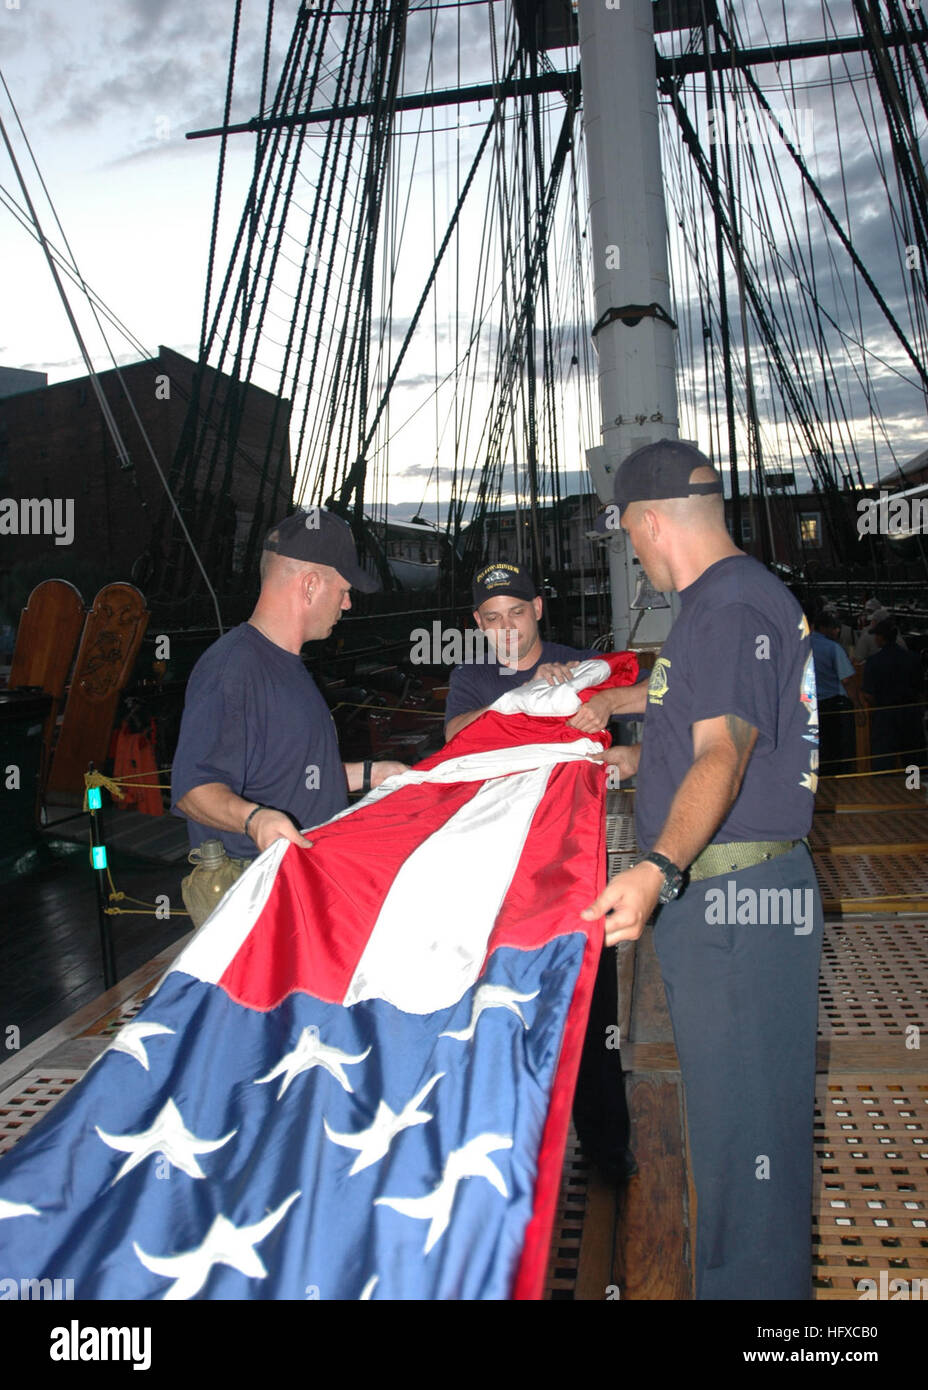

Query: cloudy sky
[{"left": 1, "top": 0, "right": 926, "bottom": 517}]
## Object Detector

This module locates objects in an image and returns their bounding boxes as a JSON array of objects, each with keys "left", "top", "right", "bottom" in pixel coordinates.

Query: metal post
[
  {"left": 578, "top": 0, "right": 680, "bottom": 649},
  {"left": 86, "top": 763, "right": 117, "bottom": 990}
]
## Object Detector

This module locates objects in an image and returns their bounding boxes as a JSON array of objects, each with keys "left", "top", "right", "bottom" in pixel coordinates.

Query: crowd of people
[{"left": 809, "top": 596, "right": 926, "bottom": 776}]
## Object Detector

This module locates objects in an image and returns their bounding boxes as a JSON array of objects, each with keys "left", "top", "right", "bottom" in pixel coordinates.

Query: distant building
[
  {"left": 469, "top": 491, "right": 607, "bottom": 594},
  {"left": 0, "top": 347, "right": 292, "bottom": 622},
  {"left": 0, "top": 367, "right": 48, "bottom": 400},
  {"left": 725, "top": 460, "right": 927, "bottom": 578}
]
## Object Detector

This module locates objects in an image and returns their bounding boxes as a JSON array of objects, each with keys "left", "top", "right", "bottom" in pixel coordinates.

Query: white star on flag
[
  {"left": 105, "top": 1021, "right": 175, "bottom": 1070},
  {"left": 323, "top": 1073, "right": 444, "bottom": 1174},
  {"left": 375, "top": 1132, "right": 513, "bottom": 1253},
  {"left": 95, "top": 1098, "right": 236, "bottom": 1184},
  {"left": 440, "top": 983, "right": 540, "bottom": 1041},
  {"left": 0, "top": 1198, "right": 40, "bottom": 1220},
  {"left": 255, "top": 1028, "right": 371, "bottom": 1098},
  {"left": 133, "top": 1191, "right": 301, "bottom": 1300}
]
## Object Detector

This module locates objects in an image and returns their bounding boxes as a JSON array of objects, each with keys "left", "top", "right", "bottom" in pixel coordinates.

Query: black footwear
[{"left": 579, "top": 1142, "right": 638, "bottom": 1186}]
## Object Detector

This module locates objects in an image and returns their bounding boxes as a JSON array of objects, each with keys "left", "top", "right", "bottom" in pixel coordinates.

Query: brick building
[{"left": 0, "top": 347, "right": 293, "bottom": 624}]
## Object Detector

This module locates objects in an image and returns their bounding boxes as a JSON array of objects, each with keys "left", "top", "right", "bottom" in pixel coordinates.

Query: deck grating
[{"left": 812, "top": 1078, "right": 928, "bottom": 1298}]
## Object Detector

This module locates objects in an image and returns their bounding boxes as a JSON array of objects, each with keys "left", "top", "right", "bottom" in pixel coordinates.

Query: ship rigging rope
[
  {"left": 655, "top": 2, "right": 928, "bottom": 584},
  {"left": 0, "top": 69, "right": 226, "bottom": 634},
  {"left": 177, "top": 0, "right": 599, "bottom": 605},
  {"left": 661, "top": 20, "right": 928, "bottom": 522},
  {"left": 0, "top": 174, "right": 304, "bottom": 496}
]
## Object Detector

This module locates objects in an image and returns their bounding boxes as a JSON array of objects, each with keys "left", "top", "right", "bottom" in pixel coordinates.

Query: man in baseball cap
[
  {"left": 445, "top": 555, "right": 646, "bottom": 1186},
  {"left": 445, "top": 560, "right": 604, "bottom": 741},
  {"left": 595, "top": 437, "right": 723, "bottom": 532},
  {"left": 583, "top": 436, "right": 825, "bottom": 1298},
  {"left": 263, "top": 507, "right": 380, "bottom": 593},
  {"left": 173, "top": 508, "right": 404, "bottom": 922}
]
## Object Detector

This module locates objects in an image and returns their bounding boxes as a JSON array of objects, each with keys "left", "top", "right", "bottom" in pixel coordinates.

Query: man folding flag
[{"left": 0, "top": 653, "right": 637, "bottom": 1300}]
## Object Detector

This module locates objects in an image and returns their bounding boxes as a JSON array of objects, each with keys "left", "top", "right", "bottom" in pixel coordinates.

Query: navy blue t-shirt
[
  {"left": 444, "top": 640, "right": 599, "bottom": 726},
  {"left": 171, "top": 624, "right": 348, "bottom": 859},
  {"left": 635, "top": 555, "right": 818, "bottom": 854}
]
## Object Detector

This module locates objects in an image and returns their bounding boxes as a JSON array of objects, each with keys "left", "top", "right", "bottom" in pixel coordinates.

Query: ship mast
[{"left": 577, "top": 0, "right": 679, "bottom": 650}]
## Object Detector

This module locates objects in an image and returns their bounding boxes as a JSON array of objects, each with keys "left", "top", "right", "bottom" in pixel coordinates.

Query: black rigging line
[
  {"left": 699, "top": 3, "right": 742, "bottom": 545},
  {"left": 336, "top": 54, "right": 521, "bottom": 510},
  {"left": 708, "top": 14, "right": 928, "bottom": 396},
  {"left": 666, "top": 88, "right": 842, "bottom": 501}
]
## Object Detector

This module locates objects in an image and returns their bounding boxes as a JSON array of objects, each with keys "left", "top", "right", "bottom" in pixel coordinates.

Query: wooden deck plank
[
  {"left": 0, "top": 931, "right": 192, "bottom": 1092},
  {"left": 615, "top": 1074, "right": 692, "bottom": 1300},
  {"left": 574, "top": 1172, "right": 618, "bottom": 1299}
]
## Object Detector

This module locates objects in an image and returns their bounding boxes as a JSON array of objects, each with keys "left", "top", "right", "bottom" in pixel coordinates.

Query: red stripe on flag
[
  {"left": 483, "top": 759, "right": 607, "bottom": 955},
  {"left": 218, "top": 778, "right": 480, "bottom": 1009},
  {"left": 506, "top": 759, "right": 606, "bottom": 1299}
]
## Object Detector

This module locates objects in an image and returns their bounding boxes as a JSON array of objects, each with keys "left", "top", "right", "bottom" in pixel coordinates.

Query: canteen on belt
[{"left": 181, "top": 839, "right": 246, "bottom": 928}]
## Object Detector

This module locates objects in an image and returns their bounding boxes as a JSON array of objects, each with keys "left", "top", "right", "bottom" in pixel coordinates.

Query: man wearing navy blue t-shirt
[
  {"left": 172, "top": 510, "right": 406, "bottom": 880},
  {"left": 445, "top": 561, "right": 646, "bottom": 1185},
  {"left": 444, "top": 561, "right": 644, "bottom": 740},
  {"left": 583, "top": 440, "right": 823, "bottom": 1300}
]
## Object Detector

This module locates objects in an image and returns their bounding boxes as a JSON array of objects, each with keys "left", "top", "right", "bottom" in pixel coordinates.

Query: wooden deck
[
  {"left": 543, "top": 780, "right": 928, "bottom": 1300},
  {"left": 0, "top": 836, "right": 191, "bottom": 1050}
]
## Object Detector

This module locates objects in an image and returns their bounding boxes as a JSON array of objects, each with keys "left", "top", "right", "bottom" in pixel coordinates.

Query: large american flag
[{"left": 0, "top": 654, "right": 637, "bottom": 1300}]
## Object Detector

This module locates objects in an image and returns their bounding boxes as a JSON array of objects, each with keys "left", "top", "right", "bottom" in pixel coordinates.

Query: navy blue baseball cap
[
  {"left": 472, "top": 561, "right": 537, "bottom": 608},
  {"left": 595, "top": 439, "right": 722, "bottom": 529},
  {"left": 263, "top": 508, "right": 380, "bottom": 592}
]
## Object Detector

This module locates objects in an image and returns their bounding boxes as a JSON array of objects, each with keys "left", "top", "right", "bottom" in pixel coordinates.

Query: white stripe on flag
[
  {"left": 343, "top": 763, "right": 553, "bottom": 1013},
  {"left": 325, "top": 737, "right": 602, "bottom": 823},
  {"left": 162, "top": 837, "right": 292, "bottom": 988}
]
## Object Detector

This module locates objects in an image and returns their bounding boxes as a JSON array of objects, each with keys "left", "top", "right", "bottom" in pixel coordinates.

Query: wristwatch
[{"left": 639, "top": 852, "right": 684, "bottom": 903}]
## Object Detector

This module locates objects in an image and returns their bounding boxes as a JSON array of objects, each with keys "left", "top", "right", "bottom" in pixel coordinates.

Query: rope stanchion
[
  {"left": 81, "top": 769, "right": 191, "bottom": 982},
  {"left": 83, "top": 769, "right": 126, "bottom": 807},
  {"left": 85, "top": 762, "right": 117, "bottom": 989}
]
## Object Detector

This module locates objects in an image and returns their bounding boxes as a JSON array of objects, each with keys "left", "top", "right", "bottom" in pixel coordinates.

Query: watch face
[{"left": 649, "top": 854, "right": 683, "bottom": 902}]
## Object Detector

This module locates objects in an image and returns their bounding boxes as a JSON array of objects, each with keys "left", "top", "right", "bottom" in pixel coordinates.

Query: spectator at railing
[
  {"left": 811, "top": 611, "right": 856, "bottom": 775},
  {"left": 861, "top": 620, "right": 926, "bottom": 773},
  {"left": 854, "top": 606, "right": 908, "bottom": 662}
]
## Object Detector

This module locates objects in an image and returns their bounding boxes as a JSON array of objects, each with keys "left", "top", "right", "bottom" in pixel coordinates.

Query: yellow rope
[
  {"left": 819, "top": 746, "right": 928, "bottom": 768},
  {"left": 101, "top": 864, "right": 190, "bottom": 918},
  {"left": 83, "top": 770, "right": 126, "bottom": 807},
  {"left": 328, "top": 700, "right": 445, "bottom": 720},
  {"left": 822, "top": 759, "right": 928, "bottom": 779},
  {"left": 829, "top": 892, "right": 928, "bottom": 903},
  {"left": 819, "top": 697, "right": 926, "bottom": 716}
]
